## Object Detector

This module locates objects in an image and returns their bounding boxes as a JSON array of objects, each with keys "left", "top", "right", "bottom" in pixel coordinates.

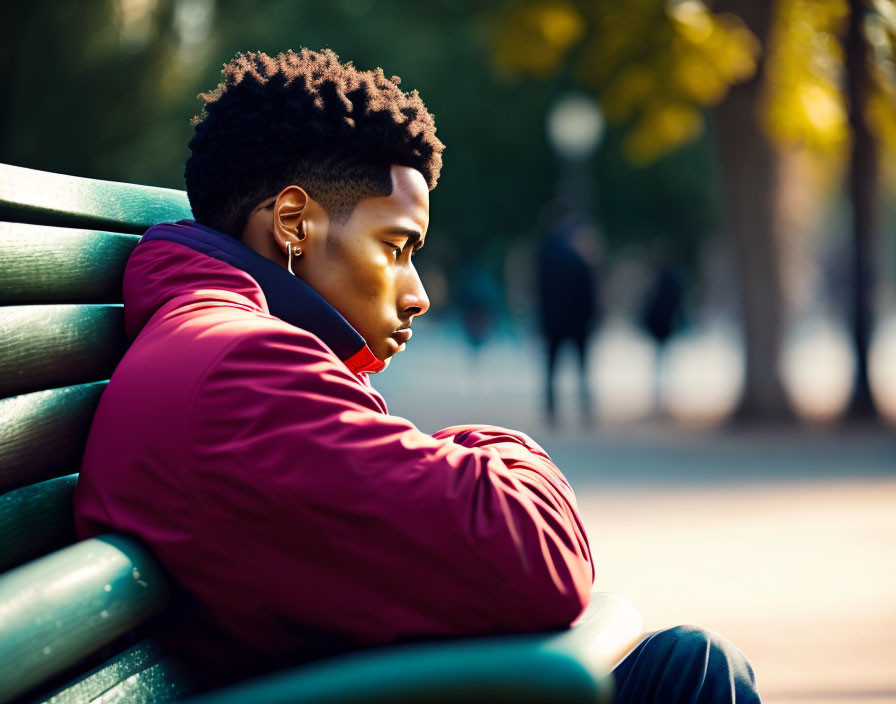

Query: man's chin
[
  {"left": 376, "top": 355, "right": 393, "bottom": 371},
  {"left": 368, "top": 338, "right": 402, "bottom": 370},
  {"left": 366, "top": 344, "right": 395, "bottom": 371}
]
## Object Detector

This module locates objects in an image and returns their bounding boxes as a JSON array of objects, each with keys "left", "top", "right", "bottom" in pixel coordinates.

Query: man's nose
[{"left": 399, "top": 266, "right": 430, "bottom": 318}]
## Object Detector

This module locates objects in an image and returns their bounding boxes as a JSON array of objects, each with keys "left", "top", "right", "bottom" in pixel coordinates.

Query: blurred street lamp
[
  {"left": 546, "top": 92, "right": 604, "bottom": 210},
  {"left": 546, "top": 92, "right": 605, "bottom": 161}
]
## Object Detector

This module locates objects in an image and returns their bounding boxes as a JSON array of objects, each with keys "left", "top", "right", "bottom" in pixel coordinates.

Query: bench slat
[
  {"left": 33, "top": 639, "right": 197, "bottom": 704},
  {"left": 0, "top": 535, "right": 170, "bottom": 704},
  {"left": 90, "top": 653, "right": 195, "bottom": 704},
  {"left": 0, "top": 223, "right": 138, "bottom": 304},
  {"left": 0, "top": 382, "right": 105, "bottom": 493},
  {"left": 0, "top": 163, "right": 191, "bottom": 234},
  {"left": 0, "top": 305, "right": 126, "bottom": 399},
  {"left": 0, "top": 474, "right": 77, "bottom": 573}
]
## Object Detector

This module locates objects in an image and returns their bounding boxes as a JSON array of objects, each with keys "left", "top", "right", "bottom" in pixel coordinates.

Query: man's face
[{"left": 299, "top": 165, "right": 430, "bottom": 369}]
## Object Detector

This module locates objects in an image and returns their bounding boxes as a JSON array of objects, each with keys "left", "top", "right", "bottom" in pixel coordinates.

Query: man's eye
[{"left": 385, "top": 242, "right": 403, "bottom": 258}]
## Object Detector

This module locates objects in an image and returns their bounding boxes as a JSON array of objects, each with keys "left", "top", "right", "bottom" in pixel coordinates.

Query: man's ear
[{"left": 272, "top": 185, "right": 309, "bottom": 251}]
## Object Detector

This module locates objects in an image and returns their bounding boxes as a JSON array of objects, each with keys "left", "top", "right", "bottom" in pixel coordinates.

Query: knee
[
  {"left": 661, "top": 624, "right": 723, "bottom": 651},
  {"left": 653, "top": 626, "right": 752, "bottom": 676},
  {"left": 616, "top": 625, "right": 760, "bottom": 703},
  {"left": 644, "top": 624, "right": 754, "bottom": 675},
  {"left": 642, "top": 625, "right": 717, "bottom": 664}
]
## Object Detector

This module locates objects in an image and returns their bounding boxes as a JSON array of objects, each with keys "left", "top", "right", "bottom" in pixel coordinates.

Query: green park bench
[{"left": 0, "top": 162, "right": 642, "bottom": 703}]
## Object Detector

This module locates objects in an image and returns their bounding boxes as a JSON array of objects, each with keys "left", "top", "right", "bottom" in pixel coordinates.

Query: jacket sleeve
[{"left": 186, "top": 324, "right": 594, "bottom": 646}]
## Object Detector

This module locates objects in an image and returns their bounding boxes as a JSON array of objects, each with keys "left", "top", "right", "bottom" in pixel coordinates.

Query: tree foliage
[
  {"left": 761, "top": 0, "right": 850, "bottom": 155},
  {"left": 495, "top": 0, "right": 759, "bottom": 163},
  {"left": 0, "top": 0, "right": 784, "bottom": 286},
  {"left": 760, "top": 0, "right": 896, "bottom": 190},
  {"left": 495, "top": 0, "right": 896, "bottom": 172}
]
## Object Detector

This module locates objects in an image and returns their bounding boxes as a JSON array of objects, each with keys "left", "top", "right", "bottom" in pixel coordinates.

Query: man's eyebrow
[{"left": 382, "top": 227, "right": 425, "bottom": 249}]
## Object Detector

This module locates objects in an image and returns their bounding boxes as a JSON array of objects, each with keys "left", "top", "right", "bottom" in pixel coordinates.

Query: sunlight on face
[{"left": 300, "top": 165, "right": 431, "bottom": 369}]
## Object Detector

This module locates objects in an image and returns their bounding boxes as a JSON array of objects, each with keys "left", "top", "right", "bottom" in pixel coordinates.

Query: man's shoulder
[
  {"left": 113, "top": 302, "right": 347, "bottom": 416},
  {"left": 199, "top": 312, "right": 347, "bottom": 375},
  {"left": 141, "top": 299, "right": 337, "bottom": 367},
  {"left": 183, "top": 308, "right": 375, "bottom": 406}
]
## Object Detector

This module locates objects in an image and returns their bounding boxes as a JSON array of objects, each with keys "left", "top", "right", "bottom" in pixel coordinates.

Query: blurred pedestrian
[
  {"left": 455, "top": 256, "right": 502, "bottom": 358},
  {"left": 639, "top": 258, "right": 687, "bottom": 409},
  {"left": 536, "top": 200, "right": 601, "bottom": 427}
]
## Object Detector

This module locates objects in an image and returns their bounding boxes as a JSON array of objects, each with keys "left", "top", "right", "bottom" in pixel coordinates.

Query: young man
[{"left": 73, "top": 49, "right": 760, "bottom": 701}]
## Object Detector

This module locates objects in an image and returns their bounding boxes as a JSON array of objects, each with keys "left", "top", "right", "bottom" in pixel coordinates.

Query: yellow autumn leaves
[
  {"left": 494, "top": 0, "right": 896, "bottom": 167},
  {"left": 493, "top": 1, "right": 586, "bottom": 78}
]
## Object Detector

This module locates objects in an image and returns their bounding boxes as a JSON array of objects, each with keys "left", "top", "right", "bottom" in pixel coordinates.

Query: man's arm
[{"left": 185, "top": 324, "right": 594, "bottom": 645}]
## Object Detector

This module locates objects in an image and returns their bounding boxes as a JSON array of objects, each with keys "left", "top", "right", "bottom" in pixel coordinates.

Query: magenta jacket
[{"left": 73, "top": 220, "right": 594, "bottom": 677}]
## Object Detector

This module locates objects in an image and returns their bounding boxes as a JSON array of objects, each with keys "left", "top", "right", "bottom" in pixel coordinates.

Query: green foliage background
[{"left": 0, "top": 0, "right": 721, "bottom": 286}]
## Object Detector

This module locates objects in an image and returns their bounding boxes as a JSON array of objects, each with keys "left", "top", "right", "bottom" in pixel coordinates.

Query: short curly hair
[{"left": 185, "top": 49, "right": 444, "bottom": 237}]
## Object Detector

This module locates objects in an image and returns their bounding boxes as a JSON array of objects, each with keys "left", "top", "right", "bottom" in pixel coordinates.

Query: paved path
[
  {"left": 572, "top": 464, "right": 895, "bottom": 703},
  {"left": 374, "top": 330, "right": 896, "bottom": 703}
]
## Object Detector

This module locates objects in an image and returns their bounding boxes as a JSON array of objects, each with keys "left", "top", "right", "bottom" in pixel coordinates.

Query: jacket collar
[{"left": 140, "top": 220, "right": 385, "bottom": 374}]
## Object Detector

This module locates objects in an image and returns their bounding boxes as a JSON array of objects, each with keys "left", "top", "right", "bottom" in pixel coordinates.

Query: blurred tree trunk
[
  {"left": 844, "top": 0, "right": 879, "bottom": 420},
  {"left": 714, "top": 0, "right": 793, "bottom": 422}
]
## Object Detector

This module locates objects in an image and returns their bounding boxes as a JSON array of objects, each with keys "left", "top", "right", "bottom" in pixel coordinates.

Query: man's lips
[{"left": 391, "top": 328, "right": 413, "bottom": 345}]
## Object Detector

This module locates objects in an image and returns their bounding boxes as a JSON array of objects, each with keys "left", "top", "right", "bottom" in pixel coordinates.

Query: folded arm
[{"left": 187, "top": 326, "right": 594, "bottom": 645}]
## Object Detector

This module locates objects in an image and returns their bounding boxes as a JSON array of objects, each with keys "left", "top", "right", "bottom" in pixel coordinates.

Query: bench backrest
[{"left": 0, "top": 162, "right": 195, "bottom": 702}]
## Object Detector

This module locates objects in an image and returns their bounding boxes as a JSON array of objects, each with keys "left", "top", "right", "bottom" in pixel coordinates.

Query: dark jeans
[{"left": 612, "top": 625, "right": 761, "bottom": 703}]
